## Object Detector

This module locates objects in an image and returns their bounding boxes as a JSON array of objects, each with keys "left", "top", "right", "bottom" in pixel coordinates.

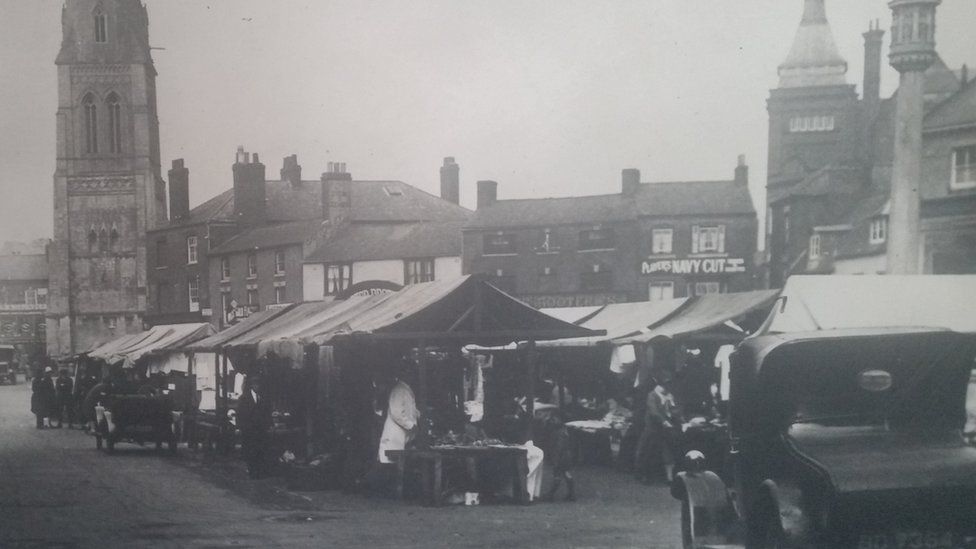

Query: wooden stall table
[{"left": 386, "top": 445, "right": 529, "bottom": 506}]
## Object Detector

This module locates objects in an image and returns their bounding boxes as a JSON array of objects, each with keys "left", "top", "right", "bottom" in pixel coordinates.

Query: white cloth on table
[
  {"left": 378, "top": 381, "right": 419, "bottom": 464},
  {"left": 522, "top": 440, "right": 544, "bottom": 501}
]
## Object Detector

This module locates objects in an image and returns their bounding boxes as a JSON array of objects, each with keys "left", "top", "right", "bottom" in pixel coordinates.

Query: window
[
  {"left": 188, "top": 277, "right": 200, "bottom": 312},
  {"left": 693, "top": 282, "right": 722, "bottom": 296},
  {"left": 220, "top": 257, "right": 230, "bottom": 281},
  {"left": 404, "top": 259, "right": 435, "bottom": 285},
  {"left": 652, "top": 228, "right": 673, "bottom": 255},
  {"left": 247, "top": 254, "right": 257, "bottom": 278},
  {"left": 536, "top": 228, "right": 559, "bottom": 253},
  {"left": 94, "top": 10, "right": 107, "bottom": 43},
  {"left": 106, "top": 93, "right": 122, "bottom": 153},
  {"left": 274, "top": 250, "right": 286, "bottom": 275},
  {"left": 83, "top": 93, "right": 98, "bottom": 154},
  {"left": 789, "top": 115, "right": 835, "bottom": 133},
  {"left": 649, "top": 281, "right": 674, "bottom": 301},
  {"left": 692, "top": 225, "right": 725, "bottom": 254},
  {"left": 483, "top": 233, "right": 517, "bottom": 255},
  {"left": 24, "top": 288, "right": 38, "bottom": 306},
  {"left": 580, "top": 264, "right": 613, "bottom": 291},
  {"left": 951, "top": 145, "right": 976, "bottom": 190},
  {"left": 274, "top": 285, "right": 287, "bottom": 305},
  {"left": 246, "top": 289, "right": 259, "bottom": 309},
  {"left": 578, "top": 227, "right": 616, "bottom": 251},
  {"left": 186, "top": 236, "right": 198, "bottom": 264},
  {"left": 325, "top": 263, "right": 352, "bottom": 295},
  {"left": 809, "top": 234, "right": 822, "bottom": 258},
  {"left": 869, "top": 218, "right": 888, "bottom": 244}
]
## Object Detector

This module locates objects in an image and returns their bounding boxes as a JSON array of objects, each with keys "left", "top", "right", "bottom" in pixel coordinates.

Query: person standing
[
  {"left": 377, "top": 380, "right": 419, "bottom": 464},
  {"left": 31, "top": 367, "right": 56, "bottom": 429},
  {"left": 53, "top": 369, "right": 75, "bottom": 428},
  {"left": 237, "top": 376, "right": 274, "bottom": 479},
  {"left": 635, "top": 374, "right": 681, "bottom": 484}
]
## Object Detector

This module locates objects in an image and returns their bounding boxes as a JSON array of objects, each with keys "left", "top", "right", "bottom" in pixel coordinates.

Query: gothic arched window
[
  {"left": 94, "top": 10, "right": 108, "bottom": 43},
  {"left": 106, "top": 93, "right": 122, "bottom": 153},
  {"left": 83, "top": 93, "right": 98, "bottom": 154}
]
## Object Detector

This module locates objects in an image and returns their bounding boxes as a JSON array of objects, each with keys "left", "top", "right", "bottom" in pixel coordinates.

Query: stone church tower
[{"left": 47, "top": 0, "right": 167, "bottom": 355}]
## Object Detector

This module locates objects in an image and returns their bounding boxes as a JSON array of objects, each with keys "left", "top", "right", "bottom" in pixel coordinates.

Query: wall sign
[
  {"left": 641, "top": 257, "right": 747, "bottom": 275},
  {"left": 521, "top": 293, "right": 628, "bottom": 309},
  {"left": 336, "top": 280, "right": 403, "bottom": 300}
]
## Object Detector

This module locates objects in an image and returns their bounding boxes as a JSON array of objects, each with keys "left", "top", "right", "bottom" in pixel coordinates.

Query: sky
[{"left": 1, "top": 0, "right": 974, "bottom": 246}]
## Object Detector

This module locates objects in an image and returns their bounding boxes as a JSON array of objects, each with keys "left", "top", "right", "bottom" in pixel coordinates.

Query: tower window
[
  {"left": 94, "top": 11, "right": 108, "bottom": 43},
  {"left": 107, "top": 93, "right": 122, "bottom": 153},
  {"left": 789, "top": 115, "right": 835, "bottom": 133},
  {"left": 83, "top": 93, "right": 98, "bottom": 154}
]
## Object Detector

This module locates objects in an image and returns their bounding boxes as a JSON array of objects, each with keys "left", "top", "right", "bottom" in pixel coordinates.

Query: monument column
[{"left": 886, "top": 0, "right": 940, "bottom": 274}]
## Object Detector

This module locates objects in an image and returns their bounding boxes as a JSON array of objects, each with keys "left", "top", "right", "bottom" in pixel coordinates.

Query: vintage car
[
  {"left": 671, "top": 327, "right": 976, "bottom": 548},
  {"left": 0, "top": 345, "right": 17, "bottom": 385},
  {"left": 94, "top": 394, "right": 178, "bottom": 455}
]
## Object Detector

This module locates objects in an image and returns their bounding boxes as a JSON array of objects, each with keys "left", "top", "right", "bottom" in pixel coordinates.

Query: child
[{"left": 544, "top": 410, "right": 576, "bottom": 502}]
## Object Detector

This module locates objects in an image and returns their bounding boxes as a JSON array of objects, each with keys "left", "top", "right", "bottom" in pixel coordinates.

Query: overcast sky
[{"left": 1, "top": 1, "right": 974, "bottom": 245}]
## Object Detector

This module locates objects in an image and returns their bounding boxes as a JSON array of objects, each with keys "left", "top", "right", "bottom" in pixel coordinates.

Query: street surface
[{"left": 0, "top": 380, "right": 681, "bottom": 548}]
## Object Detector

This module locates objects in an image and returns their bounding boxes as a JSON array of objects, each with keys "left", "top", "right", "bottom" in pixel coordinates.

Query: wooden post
[
  {"left": 416, "top": 341, "right": 429, "bottom": 448},
  {"left": 524, "top": 340, "right": 536, "bottom": 441},
  {"left": 219, "top": 352, "right": 229, "bottom": 454}
]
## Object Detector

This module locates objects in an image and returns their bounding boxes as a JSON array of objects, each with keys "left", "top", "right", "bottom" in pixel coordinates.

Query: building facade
[
  {"left": 0, "top": 241, "right": 50, "bottom": 366},
  {"left": 765, "top": 0, "right": 976, "bottom": 280},
  {"left": 47, "top": 0, "right": 167, "bottom": 355},
  {"left": 463, "top": 159, "right": 758, "bottom": 308}
]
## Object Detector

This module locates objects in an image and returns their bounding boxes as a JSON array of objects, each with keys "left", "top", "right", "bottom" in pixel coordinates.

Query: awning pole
[
  {"left": 416, "top": 340, "right": 429, "bottom": 448},
  {"left": 525, "top": 340, "right": 536, "bottom": 442}
]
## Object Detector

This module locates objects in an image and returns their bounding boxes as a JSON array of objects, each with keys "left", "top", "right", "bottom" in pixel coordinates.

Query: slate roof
[
  {"left": 773, "top": 165, "right": 865, "bottom": 204},
  {"left": 0, "top": 254, "right": 48, "bottom": 281},
  {"left": 925, "top": 78, "right": 976, "bottom": 131},
  {"left": 833, "top": 190, "right": 890, "bottom": 260},
  {"left": 209, "top": 219, "right": 322, "bottom": 255},
  {"left": 466, "top": 179, "right": 754, "bottom": 230},
  {"left": 166, "top": 179, "right": 470, "bottom": 228},
  {"left": 304, "top": 221, "right": 465, "bottom": 263}
]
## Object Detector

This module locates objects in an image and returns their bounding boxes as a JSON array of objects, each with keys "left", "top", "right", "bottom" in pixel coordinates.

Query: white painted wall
[
  {"left": 353, "top": 260, "right": 405, "bottom": 286},
  {"left": 303, "top": 263, "right": 325, "bottom": 301},
  {"left": 435, "top": 256, "right": 463, "bottom": 279},
  {"left": 833, "top": 254, "right": 887, "bottom": 275}
]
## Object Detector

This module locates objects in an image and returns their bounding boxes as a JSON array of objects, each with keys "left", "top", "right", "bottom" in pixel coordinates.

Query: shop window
[
  {"left": 186, "top": 236, "right": 198, "bottom": 264},
  {"left": 483, "top": 233, "right": 517, "bottom": 255},
  {"left": 247, "top": 254, "right": 257, "bottom": 278},
  {"left": 274, "top": 250, "right": 286, "bottom": 275},
  {"left": 578, "top": 227, "right": 616, "bottom": 251},
  {"left": 325, "top": 263, "right": 352, "bottom": 295},
  {"left": 580, "top": 264, "right": 613, "bottom": 291},
  {"left": 649, "top": 281, "right": 674, "bottom": 301},
  {"left": 869, "top": 218, "right": 887, "bottom": 245},
  {"left": 220, "top": 257, "right": 231, "bottom": 281},
  {"left": 188, "top": 277, "right": 200, "bottom": 312},
  {"left": 692, "top": 225, "right": 725, "bottom": 254},
  {"left": 652, "top": 228, "right": 673, "bottom": 255},
  {"left": 951, "top": 145, "right": 976, "bottom": 190},
  {"left": 809, "top": 234, "right": 822, "bottom": 258},
  {"left": 404, "top": 258, "right": 435, "bottom": 285}
]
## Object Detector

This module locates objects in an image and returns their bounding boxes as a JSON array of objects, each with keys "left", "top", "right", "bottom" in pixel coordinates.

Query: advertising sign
[{"left": 641, "top": 257, "right": 747, "bottom": 276}]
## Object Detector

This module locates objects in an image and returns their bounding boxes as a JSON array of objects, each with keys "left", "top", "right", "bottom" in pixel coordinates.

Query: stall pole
[
  {"left": 524, "top": 340, "right": 537, "bottom": 441},
  {"left": 416, "top": 340, "right": 429, "bottom": 448},
  {"left": 218, "top": 352, "right": 230, "bottom": 454}
]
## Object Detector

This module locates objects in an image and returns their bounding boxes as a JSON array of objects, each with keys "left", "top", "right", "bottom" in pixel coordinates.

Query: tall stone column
[{"left": 886, "top": 0, "right": 940, "bottom": 274}]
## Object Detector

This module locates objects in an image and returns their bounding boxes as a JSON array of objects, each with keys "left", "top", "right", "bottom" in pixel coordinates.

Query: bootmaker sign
[{"left": 641, "top": 257, "right": 746, "bottom": 275}]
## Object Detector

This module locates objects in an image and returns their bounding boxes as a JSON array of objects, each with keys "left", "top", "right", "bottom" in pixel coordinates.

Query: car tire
[{"left": 758, "top": 504, "right": 785, "bottom": 549}]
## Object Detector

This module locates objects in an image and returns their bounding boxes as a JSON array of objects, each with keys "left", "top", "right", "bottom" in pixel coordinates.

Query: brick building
[
  {"left": 462, "top": 158, "right": 757, "bottom": 308},
  {"left": 765, "top": 0, "right": 976, "bottom": 281},
  {"left": 0, "top": 241, "right": 50, "bottom": 365},
  {"left": 47, "top": 0, "right": 168, "bottom": 355}
]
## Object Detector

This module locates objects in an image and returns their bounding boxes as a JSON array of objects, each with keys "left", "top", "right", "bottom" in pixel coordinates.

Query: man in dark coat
[
  {"left": 237, "top": 375, "right": 274, "bottom": 479},
  {"left": 53, "top": 369, "right": 75, "bottom": 428},
  {"left": 31, "top": 367, "right": 56, "bottom": 429}
]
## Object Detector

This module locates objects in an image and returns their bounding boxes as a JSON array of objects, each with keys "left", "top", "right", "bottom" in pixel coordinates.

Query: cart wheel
[{"left": 95, "top": 435, "right": 103, "bottom": 450}]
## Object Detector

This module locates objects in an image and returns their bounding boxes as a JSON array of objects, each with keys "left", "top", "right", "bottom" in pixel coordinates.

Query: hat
[{"left": 44, "top": 367, "right": 53, "bottom": 373}]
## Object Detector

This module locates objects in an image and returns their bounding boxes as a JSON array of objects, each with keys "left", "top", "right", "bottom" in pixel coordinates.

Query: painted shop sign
[
  {"left": 521, "top": 293, "right": 628, "bottom": 309},
  {"left": 641, "top": 257, "right": 747, "bottom": 275}
]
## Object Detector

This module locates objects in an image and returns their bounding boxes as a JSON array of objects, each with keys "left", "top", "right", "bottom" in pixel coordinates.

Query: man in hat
[
  {"left": 634, "top": 371, "right": 681, "bottom": 484},
  {"left": 237, "top": 375, "right": 274, "bottom": 479},
  {"left": 31, "top": 367, "right": 57, "bottom": 429},
  {"left": 53, "top": 369, "right": 75, "bottom": 428}
]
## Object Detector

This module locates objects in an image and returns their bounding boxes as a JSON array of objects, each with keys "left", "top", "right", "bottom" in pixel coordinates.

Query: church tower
[{"left": 47, "top": 0, "right": 167, "bottom": 355}]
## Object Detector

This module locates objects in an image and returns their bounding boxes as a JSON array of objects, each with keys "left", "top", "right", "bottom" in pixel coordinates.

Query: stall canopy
[
  {"left": 215, "top": 275, "right": 601, "bottom": 355},
  {"left": 537, "top": 298, "right": 690, "bottom": 348},
  {"left": 88, "top": 323, "right": 215, "bottom": 368},
  {"left": 539, "top": 306, "right": 603, "bottom": 325},
  {"left": 184, "top": 305, "right": 297, "bottom": 352},
  {"left": 760, "top": 275, "right": 976, "bottom": 334},
  {"left": 615, "top": 289, "right": 781, "bottom": 345}
]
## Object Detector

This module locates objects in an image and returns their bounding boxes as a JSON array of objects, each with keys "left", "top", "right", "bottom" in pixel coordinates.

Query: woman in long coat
[{"left": 31, "top": 367, "right": 56, "bottom": 429}]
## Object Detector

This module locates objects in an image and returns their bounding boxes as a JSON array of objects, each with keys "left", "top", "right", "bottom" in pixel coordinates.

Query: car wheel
[
  {"left": 759, "top": 505, "right": 785, "bottom": 549},
  {"left": 680, "top": 497, "right": 698, "bottom": 549}
]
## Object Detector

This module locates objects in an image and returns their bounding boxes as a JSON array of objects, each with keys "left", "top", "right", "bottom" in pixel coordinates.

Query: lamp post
[{"left": 886, "top": 0, "right": 940, "bottom": 274}]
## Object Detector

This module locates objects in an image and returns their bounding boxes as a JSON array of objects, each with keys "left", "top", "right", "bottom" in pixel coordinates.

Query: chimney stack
[
  {"left": 440, "top": 157, "right": 460, "bottom": 205},
  {"left": 321, "top": 162, "right": 353, "bottom": 227},
  {"left": 168, "top": 159, "right": 190, "bottom": 221},
  {"left": 232, "top": 146, "right": 267, "bottom": 229},
  {"left": 281, "top": 154, "right": 302, "bottom": 187},
  {"left": 621, "top": 169, "right": 640, "bottom": 195},
  {"left": 863, "top": 20, "right": 885, "bottom": 103},
  {"left": 735, "top": 155, "right": 749, "bottom": 186},
  {"left": 476, "top": 180, "right": 498, "bottom": 210}
]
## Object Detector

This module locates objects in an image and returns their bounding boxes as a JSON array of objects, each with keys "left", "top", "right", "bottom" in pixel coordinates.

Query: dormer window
[
  {"left": 869, "top": 218, "right": 888, "bottom": 245},
  {"left": 94, "top": 10, "right": 108, "bottom": 43}
]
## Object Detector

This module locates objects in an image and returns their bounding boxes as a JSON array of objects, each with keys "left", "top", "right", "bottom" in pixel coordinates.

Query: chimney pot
[
  {"left": 281, "top": 154, "right": 302, "bottom": 186},
  {"left": 168, "top": 158, "right": 190, "bottom": 221},
  {"left": 735, "top": 155, "right": 749, "bottom": 186},
  {"left": 476, "top": 180, "right": 498, "bottom": 210},
  {"left": 233, "top": 151, "right": 267, "bottom": 228},
  {"left": 440, "top": 156, "right": 460, "bottom": 205}
]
